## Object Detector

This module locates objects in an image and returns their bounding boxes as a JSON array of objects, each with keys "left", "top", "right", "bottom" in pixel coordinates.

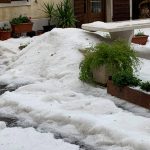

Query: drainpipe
[{"left": 130, "top": 0, "right": 132, "bottom": 20}]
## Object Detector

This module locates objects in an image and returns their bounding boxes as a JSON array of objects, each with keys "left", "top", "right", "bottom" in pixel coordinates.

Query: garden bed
[{"left": 107, "top": 80, "right": 150, "bottom": 109}]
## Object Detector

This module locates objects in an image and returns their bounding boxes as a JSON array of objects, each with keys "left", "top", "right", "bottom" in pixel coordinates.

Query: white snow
[
  {"left": 0, "top": 127, "right": 79, "bottom": 150},
  {"left": 0, "top": 28, "right": 149, "bottom": 150}
]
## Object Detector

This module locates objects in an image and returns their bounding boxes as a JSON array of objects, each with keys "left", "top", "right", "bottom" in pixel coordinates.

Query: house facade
[
  {"left": 0, "top": 0, "right": 149, "bottom": 29},
  {"left": 0, "top": 0, "right": 60, "bottom": 30},
  {"left": 74, "top": 0, "right": 150, "bottom": 27}
]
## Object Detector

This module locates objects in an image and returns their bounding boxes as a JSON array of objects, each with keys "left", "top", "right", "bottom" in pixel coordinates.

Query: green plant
[
  {"left": 79, "top": 52, "right": 94, "bottom": 82},
  {"left": 79, "top": 40, "right": 140, "bottom": 83},
  {"left": 112, "top": 70, "right": 141, "bottom": 87},
  {"left": 10, "top": 15, "right": 31, "bottom": 25},
  {"left": 135, "top": 30, "right": 145, "bottom": 36},
  {"left": 0, "top": 23, "right": 11, "bottom": 31},
  {"left": 140, "top": 81, "right": 150, "bottom": 92},
  {"left": 55, "top": 0, "right": 77, "bottom": 28},
  {"left": 41, "top": 2, "right": 55, "bottom": 25}
]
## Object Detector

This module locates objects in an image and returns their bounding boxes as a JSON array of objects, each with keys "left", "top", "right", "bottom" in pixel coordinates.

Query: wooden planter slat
[
  {"left": 11, "top": 23, "right": 33, "bottom": 33},
  {"left": 107, "top": 80, "right": 150, "bottom": 109},
  {"left": 131, "top": 35, "right": 149, "bottom": 45},
  {"left": 0, "top": 31, "right": 11, "bottom": 40}
]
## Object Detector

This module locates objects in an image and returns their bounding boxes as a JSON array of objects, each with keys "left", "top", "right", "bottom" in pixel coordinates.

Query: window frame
[{"left": 0, "top": 0, "right": 31, "bottom": 8}]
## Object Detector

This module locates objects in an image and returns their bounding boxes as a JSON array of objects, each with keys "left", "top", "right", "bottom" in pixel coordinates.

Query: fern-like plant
[{"left": 79, "top": 40, "right": 140, "bottom": 83}]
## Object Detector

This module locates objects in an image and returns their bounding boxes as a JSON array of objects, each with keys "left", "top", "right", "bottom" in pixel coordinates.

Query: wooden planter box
[
  {"left": 131, "top": 35, "right": 149, "bottom": 45},
  {"left": 0, "top": 30, "right": 11, "bottom": 40},
  {"left": 107, "top": 80, "right": 150, "bottom": 109},
  {"left": 11, "top": 23, "right": 33, "bottom": 33}
]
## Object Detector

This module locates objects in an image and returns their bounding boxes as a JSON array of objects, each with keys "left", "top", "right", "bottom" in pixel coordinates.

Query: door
[
  {"left": 113, "top": 0, "right": 130, "bottom": 21},
  {"left": 74, "top": 0, "right": 105, "bottom": 27}
]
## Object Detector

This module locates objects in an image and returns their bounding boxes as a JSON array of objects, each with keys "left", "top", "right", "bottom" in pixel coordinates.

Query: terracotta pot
[
  {"left": 43, "top": 25, "right": 56, "bottom": 32},
  {"left": 131, "top": 35, "right": 149, "bottom": 45},
  {"left": 107, "top": 80, "right": 150, "bottom": 109},
  {"left": 11, "top": 23, "right": 33, "bottom": 33},
  {"left": 92, "top": 65, "right": 112, "bottom": 85},
  {"left": 0, "top": 30, "right": 11, "bottom": 40}
]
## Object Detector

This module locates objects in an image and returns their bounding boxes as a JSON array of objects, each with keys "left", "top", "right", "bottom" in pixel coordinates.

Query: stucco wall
[{"left": 0, "top": 0, "right": 60, "bottom": 21}]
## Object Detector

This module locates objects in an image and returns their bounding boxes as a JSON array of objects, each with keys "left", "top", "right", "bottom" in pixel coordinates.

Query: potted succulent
[
  {"left": 42, "top": 2, "right": 56, "bottom": 32},
  {"left": 79, "top": 40, "right": 139, "bottom": 85},
  {"left": 132, "top": 30, "right": 149, "bottom": 45},
  {"left": 0, "top": 23, "right": 12, "bottom": 40},
  {"left": 10, "top": 15, "right": 33, "bottom": 34}
]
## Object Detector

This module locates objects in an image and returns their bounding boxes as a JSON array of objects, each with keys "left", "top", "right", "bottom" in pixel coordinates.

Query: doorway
[
  {"left": 74, "top": 0, "right": 105, "bottom": 27},
  {"left": 132, "top": 0, "right": 150, "bottom": 19},
  {"left": 113, "top": 0, "right": 130, "bottom": 21}
]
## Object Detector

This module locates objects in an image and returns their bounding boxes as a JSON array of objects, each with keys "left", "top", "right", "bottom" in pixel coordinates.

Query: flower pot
[
  {"left": 131, "top": 35, "right": 149, "bottom": 45},
  {"left": 107, "top": 80, "right": 150, "bottom": 109},
  {"left": 11, "top": 23, "right": 33, "bottom": 34},
  {"left": 0, "top": 30, "right": 11, "bottom": 40},
  {"left": 43, "top": 25, "right": 56, "bottom": 32},
  {"left": 92, "top": 65, "right": 112, "bottom": 85}
]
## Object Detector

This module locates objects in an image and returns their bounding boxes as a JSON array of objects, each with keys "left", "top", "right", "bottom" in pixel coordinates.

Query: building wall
[{"left": 0, "top": 0, "right": 60, "bottom": 21}]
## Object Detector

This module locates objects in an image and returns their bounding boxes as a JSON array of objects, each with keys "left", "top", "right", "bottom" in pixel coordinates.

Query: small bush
[
  {"left": 112, "top": 70, "right": 141, "bottom": 87},
  {"left": 79, "top": 52, "right": 94, "bottom": 82},
  {"left": 140, "top": 81, "right": 150, "bottom": 92},
  {"left": 79, "top": 40, "right": 139, "bottom": 83},
  {"left": 55, "top": 0, "right": 77, "bottom": 28},
  {"left": 10, "top": 15, "right": 31, "bottom": 25},
  {"left": 0, "top": 23, "right": 11, "bottom": 31},
  {"left": 41, "top": 2, "right": 55, "bottom": 25}
]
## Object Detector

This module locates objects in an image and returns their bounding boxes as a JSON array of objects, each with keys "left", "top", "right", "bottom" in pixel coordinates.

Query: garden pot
[
  {"left": 92, "top": 65, "right": 111, "bottom": 85},
  {"left": 11, "top": 23, "right": 33, "bottom": 33},
  {"left": 43, "top": 25, "right": 56, "bottom": 32},
  {"left": 107, "top": 80, "right": 150, "bottom": 109},
  {"left": 0, "top": 30, "right": 11, "bottom": 40},
  {"left": 131, "top": 35, "right": 149, "bottom": 45}
]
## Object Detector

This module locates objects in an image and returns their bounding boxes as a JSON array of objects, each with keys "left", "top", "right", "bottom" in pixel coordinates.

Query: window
[
  {"left": 0, "top": 0, "right": 11, "bottom": 2},
  {"left": 0, "top": 0, "right": 28, "bottom": 3},
  {"left": 0, "top": 0, "right": 30, "bottom": 7},
  {"left": 90, "top": 0, "right": 102, "bottom": 13}
]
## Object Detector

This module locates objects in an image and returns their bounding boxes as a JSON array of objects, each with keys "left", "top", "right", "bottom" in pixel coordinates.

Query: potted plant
[
  {"left": 0, "top": 23, "right": 11, "bottom": 40},
  {"left": 107, "top": 70, "right": 150, "bottom": 109},
  {"left": 55, "top": 0, "right": 77, "bottom": 28},
  {"left": 42, "top": 2, "right": 56, "bottom": 32},
  {"left": 79, "top": 40, "right": 139, "bottom": 85},
  {"left": 10, "top": 15, "right": 33, "bottom": 34},
  {"left": 132, "top": 30, "right": 149, "bottom": 45}
]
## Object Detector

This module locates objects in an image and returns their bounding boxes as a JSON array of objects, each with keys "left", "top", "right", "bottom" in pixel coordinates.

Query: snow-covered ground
[{"left": 0, "top": 28, "right": 150, "bottom": 150}]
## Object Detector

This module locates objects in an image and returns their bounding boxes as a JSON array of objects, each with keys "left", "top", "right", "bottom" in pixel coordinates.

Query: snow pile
[
  {"left": 0, "top": 29, "right": 100, "bottom": 87},
  {"left": 0, "top": 28, "right": 150, "bottom": 150},
  {"left": 0, "top": 127, "right": 79, "bottom": 150}
]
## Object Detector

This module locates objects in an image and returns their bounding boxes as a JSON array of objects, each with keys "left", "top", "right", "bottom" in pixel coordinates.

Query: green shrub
[
  {"left": 55, "top": 0, "right": 77, "bottom": 28},
  {"left": 0, "top": 23, "right": 11, "bottom": 31},
  {"left": 79, "top": 52, "right": 94, "bottom": 82},
  {"left": 10, "top": 15, "right": 31, "bottom": 25},
  {"left": 135, "top": 30, "right": 145, "bottom": 36},
  {"left": 79, "top": 40, "right": 139, "bottom": 83},
  {"left": 140, "top": 81, "right": 150, "bottom": 92},
  {"left": 112, "top": 70, "right": 141, "bottom": 87},
  {"left": 41, "top": 2, "right": 55, "bottom": 25}
]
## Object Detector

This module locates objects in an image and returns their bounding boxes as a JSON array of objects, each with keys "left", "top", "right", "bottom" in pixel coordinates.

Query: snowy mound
[
  {"left": 0, "top": 28, "right": 150, "bottom": 150},
  {"left": 0, "top": 127, "right": 79, "bottom": 150},
  {"left": 0, "top": 28, "right": 100, "bottom": 87}
]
